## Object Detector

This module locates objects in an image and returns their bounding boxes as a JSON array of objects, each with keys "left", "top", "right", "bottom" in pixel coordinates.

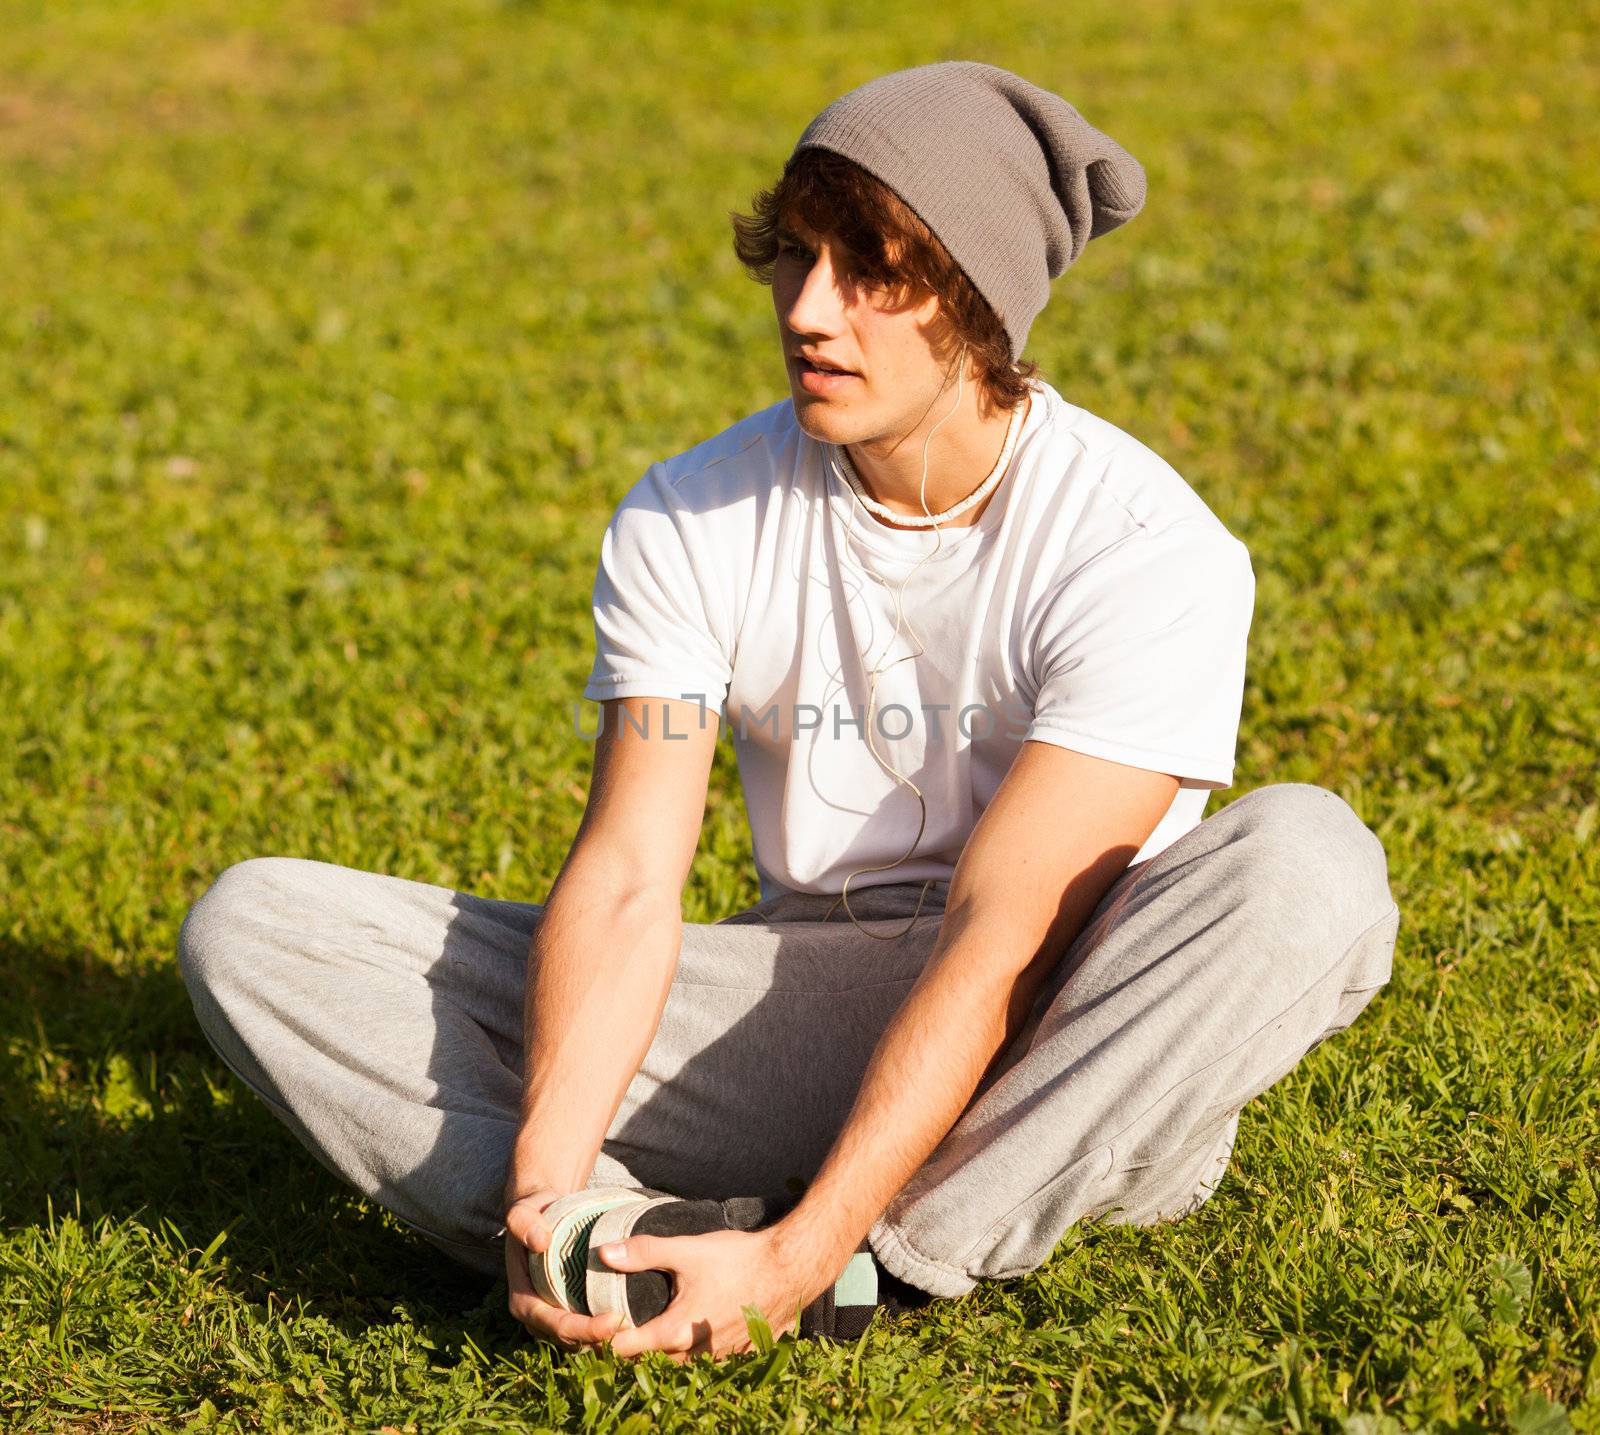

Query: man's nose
[{"left": 784, "top": 253, "right": 845, "bottom": 336}]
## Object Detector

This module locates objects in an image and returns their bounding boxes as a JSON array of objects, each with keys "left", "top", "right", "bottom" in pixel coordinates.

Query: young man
[{"left": 176, "top": 63, "right": 1400, "bottom": 1362}]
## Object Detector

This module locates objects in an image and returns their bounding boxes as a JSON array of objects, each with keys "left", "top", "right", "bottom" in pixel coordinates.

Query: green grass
[{"left": 2, "top": 0, "right": 1596, "bottom": 1428}]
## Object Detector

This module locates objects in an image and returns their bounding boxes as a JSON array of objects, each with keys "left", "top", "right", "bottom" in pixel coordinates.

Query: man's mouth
[{"left": 795, "top": 355, "right": 860, "bottom": 392}]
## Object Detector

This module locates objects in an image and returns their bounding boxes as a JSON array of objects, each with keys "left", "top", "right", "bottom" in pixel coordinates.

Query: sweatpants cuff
[{"left": 867, "top": 1219, "right": 978, "bottom": 1300}]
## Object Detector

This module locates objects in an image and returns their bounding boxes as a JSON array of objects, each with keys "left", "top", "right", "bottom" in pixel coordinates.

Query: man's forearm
[
  {"left": 506, "top": 871, "right": 682, "bottom": 1199},
  {"left": 769, "top": 899, "right": 1066, "bottom": 1275}
]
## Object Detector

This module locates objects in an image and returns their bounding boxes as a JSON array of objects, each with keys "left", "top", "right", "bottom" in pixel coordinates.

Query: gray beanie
[{"left": 791, "top": 61, "right": 1147, "bottom": 359}]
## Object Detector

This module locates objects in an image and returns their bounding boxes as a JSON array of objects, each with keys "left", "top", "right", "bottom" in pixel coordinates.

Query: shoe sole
[
  {"left": 528, "top": 1188, "right": 655, "bottom": 1313},
  {"left": 585, "top": 1194, "right": 684, "bottom": 1323}
]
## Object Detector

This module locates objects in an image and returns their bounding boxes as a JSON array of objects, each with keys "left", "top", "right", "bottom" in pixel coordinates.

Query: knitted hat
[{"left": 791, "top": 61, "right": 1147, "bottom": 359}]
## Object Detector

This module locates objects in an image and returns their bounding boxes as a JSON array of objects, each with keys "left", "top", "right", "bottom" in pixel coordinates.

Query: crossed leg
[
  {"left": 865, "top": 782, "right": 1399, "bottom": 1295},
  {"left": 176, "top": 782, "right": 1398, "bottom": 1294}
]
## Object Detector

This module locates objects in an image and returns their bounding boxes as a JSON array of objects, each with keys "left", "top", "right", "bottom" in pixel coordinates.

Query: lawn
[{"left": 1, "top": 0, "right": 1596, "bottom": 1429}]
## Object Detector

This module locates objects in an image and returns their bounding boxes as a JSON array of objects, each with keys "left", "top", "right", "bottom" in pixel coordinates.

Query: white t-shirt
[{"left": 583, "top": 378, "right": 1255, "bottom": 901}]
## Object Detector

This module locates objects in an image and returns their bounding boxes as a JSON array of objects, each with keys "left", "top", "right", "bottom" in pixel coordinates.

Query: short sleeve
[
  {"left": 582, "top": 464, "right": 734, "bottom": 711},
  {"left": 1023, "top": 521, "right": 1256, "bottom": 788}
]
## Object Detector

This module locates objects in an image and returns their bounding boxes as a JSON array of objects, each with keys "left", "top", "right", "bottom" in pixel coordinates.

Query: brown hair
[{"left": 730, "top": 148, "right": 1038, "bottom": 417}]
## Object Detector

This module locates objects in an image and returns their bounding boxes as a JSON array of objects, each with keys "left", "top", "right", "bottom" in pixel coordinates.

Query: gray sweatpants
[{"left": 175, "top": 782, "right": 1399, "bottom": 1299}]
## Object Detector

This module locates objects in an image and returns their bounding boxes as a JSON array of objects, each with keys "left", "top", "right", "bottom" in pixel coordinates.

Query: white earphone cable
[{"left": 821, "top": 346, "right": 971, "bottom": 938}]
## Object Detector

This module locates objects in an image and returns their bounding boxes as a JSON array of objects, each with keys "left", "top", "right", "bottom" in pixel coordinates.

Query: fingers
[
  {"left": 505, "top": 1190, "right": 559, "bottom": 1255},
  {"left": 595, "top": 1232, "right": 676, "bottom": 1273},
  {"left": 565, "top": 1309, "right": 628, "bottom": 1349},
  {"left": 609, "top": 1310, "right": 713, "bottom": 1361},
  {"left": 504, "top": 1228, "right": 536, "bottom": 1299},
  {"left": 502, "top": 1225, "right": 624, "bottom": 1352},
  {"left": 511, "top": 1289, "right": 626, "bottom": 1350}
]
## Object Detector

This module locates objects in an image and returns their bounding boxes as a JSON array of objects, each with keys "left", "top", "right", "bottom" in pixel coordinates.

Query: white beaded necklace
[{"left": 829, "top": 392, "right": 1029, "bottom": 530}]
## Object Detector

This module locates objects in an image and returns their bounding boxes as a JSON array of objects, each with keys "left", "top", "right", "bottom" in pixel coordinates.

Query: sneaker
[
  {"left": 526, "top": 1186, "right": 671, "bottom": 1313},
  {"left": 585, "top": 1192, "right": 932, "bottom": 1342}
]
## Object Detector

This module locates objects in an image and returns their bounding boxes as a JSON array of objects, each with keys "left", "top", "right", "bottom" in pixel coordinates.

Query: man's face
[{"left": 771, "top": 216, "right": 952, "bottom": 447}]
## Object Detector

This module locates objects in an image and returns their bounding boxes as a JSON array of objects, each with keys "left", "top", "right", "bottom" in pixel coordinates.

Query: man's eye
[{"left": 779, "top": 239, "right": 814, "bottom": 261}]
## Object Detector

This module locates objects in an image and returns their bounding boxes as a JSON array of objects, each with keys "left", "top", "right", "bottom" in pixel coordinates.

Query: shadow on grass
[{"left": 0, "top": 932, "right": 496, "bottom": 1334}]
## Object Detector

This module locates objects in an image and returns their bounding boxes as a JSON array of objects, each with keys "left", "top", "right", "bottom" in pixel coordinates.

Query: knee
[
  {"left": 1224, "top": 783, "right": 1396, "bottom": 928},
  {"left": 176, "top": 856, "right": 311, "bottom": 1000}
]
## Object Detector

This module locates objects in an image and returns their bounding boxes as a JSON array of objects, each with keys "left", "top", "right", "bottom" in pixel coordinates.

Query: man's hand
[
  {"left": 598, "top": 1225, "right": 827, "bottom": 1362},
  {"left": 504, "top": 1190, "right": 627, "bottom": 1351}
]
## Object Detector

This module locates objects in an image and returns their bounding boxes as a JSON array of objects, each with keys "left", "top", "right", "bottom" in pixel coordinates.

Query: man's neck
[{"left": 845, "top": 389, "right": 1024, "bottom": 532}]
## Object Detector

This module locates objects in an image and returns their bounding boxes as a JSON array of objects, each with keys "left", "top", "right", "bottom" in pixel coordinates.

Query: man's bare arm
[
  {"left": 502, "top": 695, "right": 718, "bottom": 1345},
  {"left": 768, "top": 741, "right": 1182, "bottom": 1282}
]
